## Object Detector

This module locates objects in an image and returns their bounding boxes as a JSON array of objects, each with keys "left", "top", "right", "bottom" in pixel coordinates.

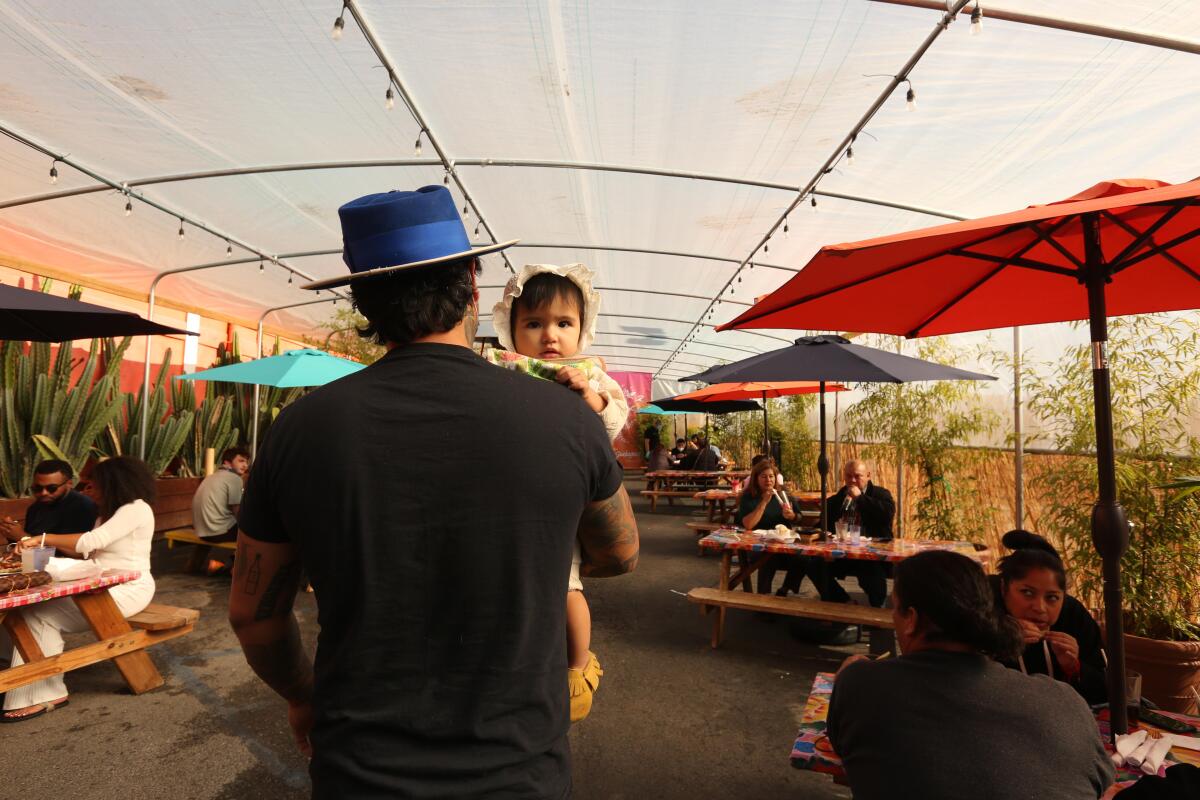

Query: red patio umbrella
[
  {"left": 720, "top": 178, "right": 1200, "bottom": 736},
  {"left": 673, "top": 380, "right": 847, "bottom": 453}
]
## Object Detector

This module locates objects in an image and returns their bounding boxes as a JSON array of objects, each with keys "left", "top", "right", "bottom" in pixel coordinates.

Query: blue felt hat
[{"left": 303, "top": 185, "right": 517, "bottom": 290}]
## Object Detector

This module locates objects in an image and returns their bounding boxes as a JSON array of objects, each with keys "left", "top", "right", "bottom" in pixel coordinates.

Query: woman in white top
[{"left": 4, "top": 456, "right": 157, "bottom": 722}]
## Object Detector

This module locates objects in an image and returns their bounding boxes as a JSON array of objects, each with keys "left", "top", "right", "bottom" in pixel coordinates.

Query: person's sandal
[{"left": 1, "top": 698, "right": 68, "bottom": 723}]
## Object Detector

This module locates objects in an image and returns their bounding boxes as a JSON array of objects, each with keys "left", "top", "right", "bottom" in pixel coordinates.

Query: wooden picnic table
[
  {"left": 690, "top": 531, "right": 987, "bottom": 648},
  {"left": 690, "top": 489, "right": 824, "bottom": 524},
  {"left": 0, "top": 569, "right": 196, "bottom": 696},
  {"left": 791, "top": 672, "right": 1200, "bottom": 795}
]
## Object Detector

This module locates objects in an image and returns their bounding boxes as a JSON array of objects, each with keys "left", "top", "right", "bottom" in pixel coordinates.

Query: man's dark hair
[
  {"left": 997, "top": 529, "right": 1067, "bottom": 591},
  {"left": 90, "top": 456, "right": 157, "bottom": 520},
  {"left": 675, "top": 438, "right": 685, "bottom": 445},
  {"left": 351, "top": 257, "right": 480, "bottom": 346},
  {"left": 893, "top": 550, "right": 1022, "bottom": 661},
  {"left": 34, "top": 459, "right": 73, "bottom": 480},
  {"left": 221, "top": 446, "right": 250, "bottom": 464}
]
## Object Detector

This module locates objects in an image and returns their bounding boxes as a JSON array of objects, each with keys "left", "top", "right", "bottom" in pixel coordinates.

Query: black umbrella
[
  {"left": 0, "top": 283, "right": 191, "bottom": 342},
  {"left": 683, "top": 335, "right": 995, "bottom": 533},
  {"left": 651, "top": 396, "right": 761, "bottom": 465}
]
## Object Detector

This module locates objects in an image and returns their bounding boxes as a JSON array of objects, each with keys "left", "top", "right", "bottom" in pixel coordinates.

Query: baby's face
[{"left": 513, "top": 295, "right": 582, "bottom": 360}]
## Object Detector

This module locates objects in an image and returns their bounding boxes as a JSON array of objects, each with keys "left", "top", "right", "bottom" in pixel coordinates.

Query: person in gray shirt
[
  {"left": 192, "top": 446, "right": 249, "bottom": 541},
  {"left": 828, "top": 550, "right": 1114, "bottom": 800}
]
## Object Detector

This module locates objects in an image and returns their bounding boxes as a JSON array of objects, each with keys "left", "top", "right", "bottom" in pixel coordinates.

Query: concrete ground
[{"left": 5, "top": 477, "right": 862, "bottom": 799}]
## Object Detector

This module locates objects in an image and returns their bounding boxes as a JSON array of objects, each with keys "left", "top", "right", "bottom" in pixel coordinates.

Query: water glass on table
[{"left": 1126, "top": 671, "right": 1143, "bottom": 725}]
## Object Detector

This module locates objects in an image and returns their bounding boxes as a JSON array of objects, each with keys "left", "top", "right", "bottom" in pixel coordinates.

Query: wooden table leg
[
  {"left": 711, "top": 551, "right": 731, "bottom": 648},
  {"left": 2, "top": 611, "right": 47, "bottom": 663},
  {"left": 74, "top": 591, "right": 164, "bottom": 694}
]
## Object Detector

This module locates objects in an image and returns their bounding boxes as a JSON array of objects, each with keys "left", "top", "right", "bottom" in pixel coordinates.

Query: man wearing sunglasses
[{"left": 0, "top": 459, "right": 98, "bottom": 544}]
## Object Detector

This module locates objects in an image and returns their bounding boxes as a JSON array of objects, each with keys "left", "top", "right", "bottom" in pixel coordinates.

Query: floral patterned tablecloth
[
  {"left": 0, "top": 569, "right": 139, "bottom": 611},
  {"left": 791, "top": 672, "right": 1200, "bottom": 793},
  {"left": 699, "top": 529, "right": 987, "bottom": 564}
]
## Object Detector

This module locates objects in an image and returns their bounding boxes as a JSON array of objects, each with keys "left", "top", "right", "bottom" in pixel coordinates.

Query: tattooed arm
[
  {"left": 228, "top": 531, "right": 314, "bottom": 757},
  {"left": 577, "top": 485, "right": 640, "bottom": 578}
]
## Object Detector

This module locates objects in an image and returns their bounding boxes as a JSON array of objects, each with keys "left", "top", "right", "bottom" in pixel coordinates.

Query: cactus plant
[
  {"left": 171, "top": 377, "right": 240, "bottom": 478},
  {"left": 98, "top": 344, "right": 194, "bottom": 476},
  {"left": 0, "top": 335, "right": 126, "bottom": 497}
]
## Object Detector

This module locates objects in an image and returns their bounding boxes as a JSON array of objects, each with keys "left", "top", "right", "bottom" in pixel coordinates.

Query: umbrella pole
[
  {"left": 818, "top": 381, "right": 829, "bottom": 535},
  {"left": 251, "top": 384, "right": 261, "bottom": 459},
  {"left": 1084, "top": 216, "right": 1130, "bottom": 739},
  {"left": 762, "top": 391, "right": 770, "bottom": 456}
]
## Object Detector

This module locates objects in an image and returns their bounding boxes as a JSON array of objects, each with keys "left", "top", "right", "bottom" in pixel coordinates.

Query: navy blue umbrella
[
  {"left": 683, "top": 335, "right": 995, "bottom": 532},
  {"left": 0, "top": 283, "right": 190, "bottom": 342}
]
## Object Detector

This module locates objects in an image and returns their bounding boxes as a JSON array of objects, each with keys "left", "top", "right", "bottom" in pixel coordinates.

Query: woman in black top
[
  {"left": 735, "top": 458, "right": 797, "bottom": 595},
  {"left": 991, "top": 529, "right": 1107, "bottom": 705}
]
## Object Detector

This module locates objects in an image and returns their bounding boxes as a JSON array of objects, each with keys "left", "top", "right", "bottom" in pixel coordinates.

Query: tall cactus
[
  {"left": 0, "top": 336, "right": 126, "bottom": 497},
  {"left": 99, "top": 344, "right": 194, "bottom": 476},
  {"left": 171, "top": 377, "right": 239, "bottom": 478}
]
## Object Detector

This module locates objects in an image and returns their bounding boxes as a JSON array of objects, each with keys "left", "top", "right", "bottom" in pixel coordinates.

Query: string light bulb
[
  {"left": 811, "top": 196, "right": 819, "bottom": 211},
  {"left": 783, "top": 218, "right": 789, "bottom": 237},
  {"left": 846, "top": 145, "right": 855, "bottom": 166},
  {"left": 177, "top": 219, "right": 185, "bottom": 239},
  {"left": 124, "top": 198, "right": 133, "bottom": 216},
  {"left": 259, "top": 258, "right": 264, "bottom": 273},
  {"left": 385, "top": 86, "right": 395, "bottom": 110},
  {"left": 970, "top": 6, "right": 983, "bottom": 35},
  {"left": 462, "top": 204, "right": 469, "bottom": 216},
  {"left": 443, "top": 172, "right": 449, "bottom": 185},
  {"left": 473, "top": 222, "right": 481, "bottom": 240},
  {"left": 414, "top": 130, "right": 424, "bottom": 156},
  {"left": 49, "top": 161, "right": 58, "bottom": 185},
  {"left": 906, "top": 84, "right": 917, "bottom": 112},
  {"left": 226, "top": 241, "right": 233, "bottom": 257},
  {"left": 288, "top": 271, "right": 294, "bottom": 285},
  {"left": 331, "top": 6, "right": 345, "bottom": 40}
]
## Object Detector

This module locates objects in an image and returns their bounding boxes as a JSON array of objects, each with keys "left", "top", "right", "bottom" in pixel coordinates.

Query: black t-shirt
[
  {"left": 735, "top": 490, "right": 788, "bottom": 530},
  {"left": 24, "top": 489, "right": 97, "bottom": 536},
  {"left": 239, "top": 343, "right": 623, "bottom": 800}
]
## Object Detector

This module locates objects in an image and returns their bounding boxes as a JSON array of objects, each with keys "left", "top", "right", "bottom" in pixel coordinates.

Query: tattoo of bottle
[{"left": 243, "top": 554, "right": 262, "bottom": 594}]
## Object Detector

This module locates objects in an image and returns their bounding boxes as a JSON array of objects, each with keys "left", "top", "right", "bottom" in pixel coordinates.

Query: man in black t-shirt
[
  {"left": 1, "top": 459, "right": 97, "bottom": 543},
  {"left": 229, "top": 186, "right": 638, "bottom": 800}
]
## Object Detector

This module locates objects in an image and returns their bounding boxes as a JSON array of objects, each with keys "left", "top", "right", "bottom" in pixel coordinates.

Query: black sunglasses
[{"left": 30, "top": 483, "right": 65, "bottom": 494}]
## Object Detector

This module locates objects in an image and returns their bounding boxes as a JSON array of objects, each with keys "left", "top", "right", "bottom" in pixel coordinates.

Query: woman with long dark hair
[
  {"left": 827, "top": 550, "right": 1113, "bottom": 799},
  {"left": 734, "top": 458, "right": 799, "bottom": 596},
  {"left": 4, "top": 456, "right": 157, "bottom": 722},
  {"left": 992, "top": 529, "right": 1107, "bottom": 704}
]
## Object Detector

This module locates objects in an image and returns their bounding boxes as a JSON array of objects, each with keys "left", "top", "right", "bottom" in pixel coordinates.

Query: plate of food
[{"left": 0, "top": 548, "right": 22, "bottom": 574}]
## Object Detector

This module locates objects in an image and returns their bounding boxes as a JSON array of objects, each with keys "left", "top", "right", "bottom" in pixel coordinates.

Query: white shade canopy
[{"left": 1, "top": 1, "right": 1198, "bottom": 379}]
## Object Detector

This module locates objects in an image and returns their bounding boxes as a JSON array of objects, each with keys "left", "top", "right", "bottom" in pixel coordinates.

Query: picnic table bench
[
  {"left": 689, "top": 530, "right": 987, "bottom": 650},
  {"left": 0, "top": 569, "right": 199, "bottom": 696}
]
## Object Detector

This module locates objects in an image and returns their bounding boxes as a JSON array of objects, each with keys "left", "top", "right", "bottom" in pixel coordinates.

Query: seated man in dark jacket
[{"left": 822, "top": 460, "right": 895, "bottom": 607}]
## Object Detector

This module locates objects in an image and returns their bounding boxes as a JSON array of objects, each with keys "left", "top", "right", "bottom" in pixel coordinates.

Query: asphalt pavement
[{"left": 5, "top": 476, "right": 859, "bottom": 799}]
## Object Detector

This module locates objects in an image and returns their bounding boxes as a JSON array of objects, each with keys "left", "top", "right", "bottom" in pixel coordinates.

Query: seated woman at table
[
  {"left": 992, "top": 529, "right": 1107, "bottom": 705},
  {"left": 4, "top": 456, "right": 157, "bottom": 722},
  {"left": 734, "top": 458, "right": 798, "bottom": 596},
  {"left": 646, "top": 441, "right": 673, "bottom": 472},
  {"left": 827, "top": 550, "right": 1114, "bottom": 800}
]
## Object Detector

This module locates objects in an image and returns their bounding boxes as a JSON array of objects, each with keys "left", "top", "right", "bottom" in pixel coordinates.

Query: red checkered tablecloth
[{"left": 0, "top": 569, "right": 140, "bottom": 611}]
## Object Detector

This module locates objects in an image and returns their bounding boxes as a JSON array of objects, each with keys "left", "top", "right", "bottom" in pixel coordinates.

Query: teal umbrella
[
  {"left": 178, "top": 348, "right": 365, "bottom": 456},
  {"left": 177, "top": 348, "right": 364, "bottom": 388},
  {"left": 636, "top": 404, "right": 689, "bottom": 416}
]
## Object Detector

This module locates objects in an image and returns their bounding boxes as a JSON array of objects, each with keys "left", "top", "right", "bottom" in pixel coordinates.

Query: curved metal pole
[
  {"left": 1014, "top": 326, "right": 1024, "bottom": 527},
  {"left": 0, "top": 158, "right": 967, "bottom": 222},
  {"left": 138, "top": 263, "right": 346, "bottom": 458},
  {"left": 870, "top": 0, "right": 1200, "bottom": 56},
  {"left": 659, "top": 0, "right": 972, "bottom": 378},
  {"left": 251, "top": 298, "right": 338, "bottom": 458}
]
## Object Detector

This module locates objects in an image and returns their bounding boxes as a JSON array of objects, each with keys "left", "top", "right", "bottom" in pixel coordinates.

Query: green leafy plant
[
  {"left": 204, "top": 334, "right": 304, "bottom": 448},
  {"left": 844, "top": 336, "right": 998, "bottom": 540},
  {"left": 98, "top": 342, "right": 194, "bottom": 476},
  {"left": 1024, "top": 314, "right": 1200, "bottom": 641},
  {"left": 171, "top": 377, "right": 239, "bottom": 478},
  {"left": 304, "top": 306, "right": 385, "bottom": 366},
  {"left": 0, "top": 335, "right": 126, "bottom": 497}
]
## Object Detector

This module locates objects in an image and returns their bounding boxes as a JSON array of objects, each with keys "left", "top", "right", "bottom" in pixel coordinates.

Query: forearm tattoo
[
  {"left": 253, "top": 560, "right": 304, "bottom": 622},
  {"left": 578, "top": 488, "right": 639, "bottom": 577}
]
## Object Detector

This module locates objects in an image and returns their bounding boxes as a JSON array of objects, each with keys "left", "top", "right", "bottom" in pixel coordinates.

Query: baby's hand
[{"left": 556, "top": 366, "right": 606, "bottom": 413}]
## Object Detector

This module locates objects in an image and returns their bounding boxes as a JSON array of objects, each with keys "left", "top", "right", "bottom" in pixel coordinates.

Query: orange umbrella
[
  {"left": 673, "top": 381, "right": 846, "bottom": 454},
  {"left": 721, "top": 178, "right": 1200, "bottom": 736}
]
